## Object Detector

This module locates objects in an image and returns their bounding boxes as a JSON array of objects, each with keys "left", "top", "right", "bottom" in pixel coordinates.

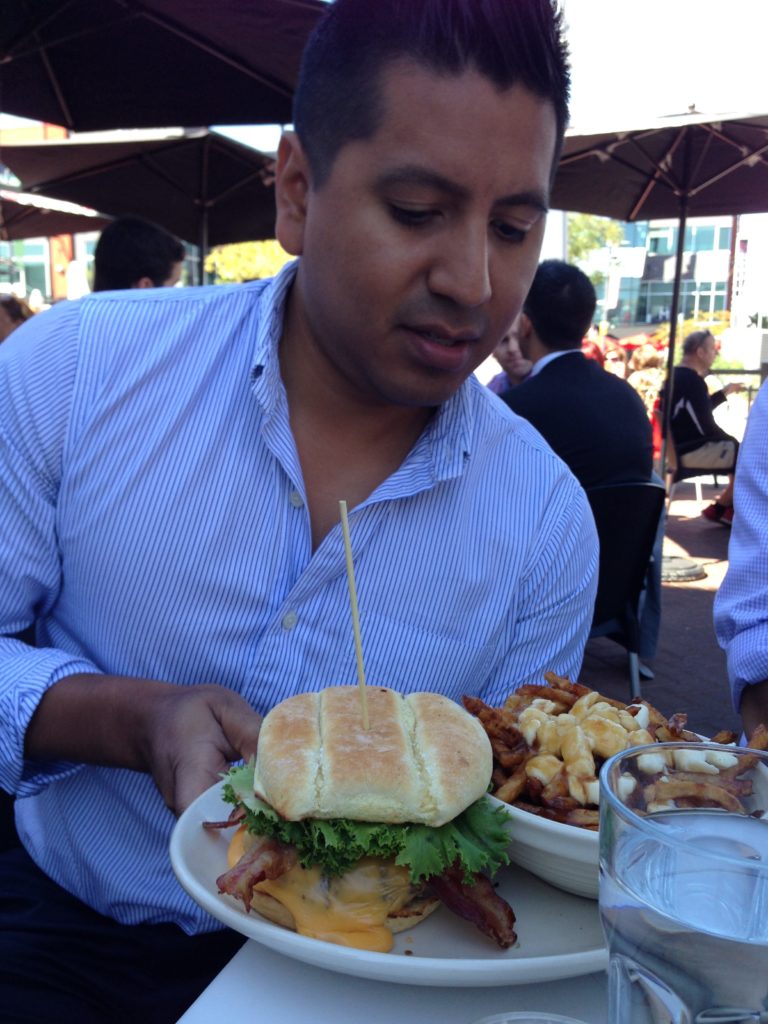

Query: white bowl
[
  {"left": 471, "top": 1015, "right": 591, "bottom": 1024},
  {"left": 488, "top": 796, "right": 599, "bottom": 900}
]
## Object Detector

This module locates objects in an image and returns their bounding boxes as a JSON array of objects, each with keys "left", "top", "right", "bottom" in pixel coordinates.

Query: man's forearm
[
  {"left": 740, "top": 679, "right": 768, "bottom": 740},
  {"left": 24, "top": 672, "right": 173, "bottom": 771},
  {"left": 23, "top": 673, "right": 263, "bottom": 814}
]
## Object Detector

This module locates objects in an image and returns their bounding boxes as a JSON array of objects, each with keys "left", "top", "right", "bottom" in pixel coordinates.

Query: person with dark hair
[
  {"left": 92, "top": 216, "right": 185, "bottom": 291},
  {"left": 0, "top": 295, "right": 33, "bottom": 342},
  {"left": 0, "top": 3, "right": 596, "bottom": 1021},
  {"left": 502, "top": 259, "right": 661, "bottom": 672},
  {"left": 502, "top": 259, "right": 653, "bottom": 489},
  {"left": 662, "top": 328, "right": 743, "bottom": 524}
]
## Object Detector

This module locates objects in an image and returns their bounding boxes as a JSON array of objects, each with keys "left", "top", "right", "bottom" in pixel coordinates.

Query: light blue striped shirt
[
  {"left": 715, "top": 379, "right": 768, "bottom": 711},
  {"left": 0, "top": 261, "right": 597, "bottom": 932}
]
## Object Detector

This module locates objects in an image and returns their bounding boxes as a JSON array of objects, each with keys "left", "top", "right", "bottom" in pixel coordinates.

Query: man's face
[
  {"left": 698, "top": 334, "right": 717, "bottom": 372},
  {"left": 279, "top": 61, "right": 557, "bottom": 409},
  {"left": 494, "top": 326, "right": 532, "bottom": 383}
]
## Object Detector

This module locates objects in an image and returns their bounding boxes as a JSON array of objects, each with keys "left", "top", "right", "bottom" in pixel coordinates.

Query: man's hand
[
  {"left": 723, "top": 382, "right": 745, "bottom": 396},
  {"left": 25, "top": 674, "right": 262, "bottom": 816},
  {"left": 142, "top": 685, "right": 262, "bottom": 815}
]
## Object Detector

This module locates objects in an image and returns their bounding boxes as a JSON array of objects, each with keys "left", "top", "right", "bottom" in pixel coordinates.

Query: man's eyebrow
[{"left": 374, "top": 165, "right": 549, "bottom": 212}]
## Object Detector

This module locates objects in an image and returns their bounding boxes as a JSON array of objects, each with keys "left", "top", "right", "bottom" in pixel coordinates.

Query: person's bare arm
[
  {"left": 740, "top": 679, "right": 768, "bottom": 740},
  {"left": 24, "top": 674, "right": 262, "bottom": 815}
]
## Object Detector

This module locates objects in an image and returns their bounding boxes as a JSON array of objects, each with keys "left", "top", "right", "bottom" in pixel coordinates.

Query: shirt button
[
  {"left": 289, "top": 490, "right": 304, "bottom": 508},
  {"left": 282, "top": 611, "right": 298, "bottom": 631}
]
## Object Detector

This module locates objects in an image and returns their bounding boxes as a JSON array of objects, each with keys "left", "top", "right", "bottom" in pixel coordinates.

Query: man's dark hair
[
  {"left": 523, "top": 259, "right": 596, "bottom": 350},
  {"left": 293, "top": 0, "right": 570, "bottom": 187},
  {"left": 93, "top": 217, "right": 185, "bottom": 291},
  {"left": 682, "top": 329, "right": 714, "bottom": 357},
  {"left": 0, "top": 295, "right": 33, "bottom": 326}
]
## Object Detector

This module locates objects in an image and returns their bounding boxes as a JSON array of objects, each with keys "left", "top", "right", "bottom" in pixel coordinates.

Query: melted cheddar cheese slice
[{"left": 226, "top": 829, "right": 413, "bottom": 952}]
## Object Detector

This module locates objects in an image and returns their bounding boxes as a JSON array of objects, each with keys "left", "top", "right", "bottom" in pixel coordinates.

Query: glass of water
[{"left": 599, "top": 741, "right": 768, "bottom": 1024}]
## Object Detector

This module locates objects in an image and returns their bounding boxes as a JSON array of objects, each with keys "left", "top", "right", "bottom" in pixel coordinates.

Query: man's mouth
[
  {"left": 409, "top": 324, "right": 480, "bottom": 346},
  {"left": 404, "top": 323, "right": 482, "bottom": 372}
]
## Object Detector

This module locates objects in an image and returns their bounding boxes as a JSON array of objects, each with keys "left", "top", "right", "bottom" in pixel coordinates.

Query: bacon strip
[
  {"left": 202, "top": 806, "right": 247, "bottom": 830},
  {"left": 215, "top": 836, "right": 297, "bottom": 911},
  {"left": 426, "top": 864, "right": 517, "bottom": 949}
]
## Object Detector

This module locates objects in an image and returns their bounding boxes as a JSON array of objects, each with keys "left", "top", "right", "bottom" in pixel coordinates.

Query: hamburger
[{"left": 206, "top": 685, "right": 516, "bottom": 952}]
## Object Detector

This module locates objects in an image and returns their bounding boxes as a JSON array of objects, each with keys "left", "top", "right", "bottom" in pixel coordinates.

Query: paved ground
[{"left": 580, "top": 479, "right": 741, "bottom": 739}]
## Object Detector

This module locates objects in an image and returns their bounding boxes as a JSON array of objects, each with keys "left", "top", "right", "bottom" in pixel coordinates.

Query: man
[
  {"left": 0, "top": 295, "right": 33, "bottom": 342},
  {"left": 486, "top": 326, "right": 532, "bottom": 394},
  {"left": 92, "top": 216, "right": 185, "bottom": 291},
  {"left": 0, "top": 2, "right": 596, "bottom": 1021},
  {"left": 663, "top": 329, "right": 742, "bottom": 524},
  {"left": 714, "top": 380, "right": 768, "bottom": 739},
  {"left": 501, "top": 259, "right": 653, "bottom": 489}
]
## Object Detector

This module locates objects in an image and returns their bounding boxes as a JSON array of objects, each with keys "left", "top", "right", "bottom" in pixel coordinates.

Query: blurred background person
[
  {"left": 502, "top": 260, "right": 652, "bottom": 490},
  {"left": 93, "top": 216, "right": 185, "bottom": 292},
  {"left": 662, "top": 328, "right": 743, "bottom": 524},
  {"left": 580, "top": 338, "right": 605, "bottom": 367},
  {"left": 0, "top": 296, "right": 33, "bottom": 343},
  {"left": 486, "top": 324, "right": 532, "bottom": 395},
  {"left": 626, "top": 341, "right": 666, "bottom": 420},
  {"left": 603, "top": 335, "right": 629, "bottom": 378}
]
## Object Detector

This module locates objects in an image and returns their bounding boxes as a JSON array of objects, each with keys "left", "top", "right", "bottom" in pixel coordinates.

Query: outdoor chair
[
  {"left": 652, "top": 398, "right": 719, "bottom": 507},
  {"left": 586, "top": 481, "right": 666, "bottom": 700}
]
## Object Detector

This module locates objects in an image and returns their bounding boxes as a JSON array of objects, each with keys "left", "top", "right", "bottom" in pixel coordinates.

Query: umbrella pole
[
  {"left": 198, "top": 213, "right": 208, "bottom": 286},
  {"left": 660, "top": 201, "right": 688, "bottom": 477}
]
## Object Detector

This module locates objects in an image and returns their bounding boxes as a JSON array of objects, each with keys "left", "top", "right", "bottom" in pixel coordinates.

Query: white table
[{"left": 177, "top": 941, "right": 609, "bottom": 1022}]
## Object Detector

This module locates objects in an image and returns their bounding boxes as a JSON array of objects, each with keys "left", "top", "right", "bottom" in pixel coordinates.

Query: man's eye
[
  {"left": 389, "top": 205, "right": 436, "bottom": 227},
  {"left": 493, "top": 221, "right": 528, "bottom": 244}
]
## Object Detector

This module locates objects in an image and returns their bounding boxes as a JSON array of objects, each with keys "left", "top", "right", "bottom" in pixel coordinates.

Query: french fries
[{"left": 463, "top": 672, "right": 765, "bottom": 830}]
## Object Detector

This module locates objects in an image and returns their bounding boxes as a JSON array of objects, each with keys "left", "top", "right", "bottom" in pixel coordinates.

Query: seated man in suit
[
  {"left": 501, "top": 259, "right": 653, "bottom": 490},
  {"left": 502, "top": 259, "right": 659, "bottom": 670}
]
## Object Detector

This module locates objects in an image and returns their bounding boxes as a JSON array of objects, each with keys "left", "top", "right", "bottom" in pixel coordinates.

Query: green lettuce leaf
[{"left": 221, "top": 763, "right": 510, "bottom": 884}]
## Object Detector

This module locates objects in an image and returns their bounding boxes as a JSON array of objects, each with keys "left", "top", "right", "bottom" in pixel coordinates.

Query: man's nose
[{"left": 427, "top": 225, "right": 492, "bottom": 308}]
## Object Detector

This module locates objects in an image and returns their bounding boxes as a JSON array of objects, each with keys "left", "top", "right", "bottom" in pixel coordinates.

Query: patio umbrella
[
  {"left": 0, "top": 0, "right": 325, "bottom": 132},
  {"left": 1, "top": 128, "right": 278, "bottom": 280},
  {"left": 0, "top": 188, "right": 110, "bottom": 239},
  {"left": 550, "top": 110, "right": 768, "bottom": 450}
]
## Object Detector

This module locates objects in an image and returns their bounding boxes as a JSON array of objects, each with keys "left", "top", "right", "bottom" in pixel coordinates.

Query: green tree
[
  {"left": 204, "top": 239, "right": 292, "bottom": 283},
  {"left": 566, "top": 213, "right": 624, "bottom": 285}
]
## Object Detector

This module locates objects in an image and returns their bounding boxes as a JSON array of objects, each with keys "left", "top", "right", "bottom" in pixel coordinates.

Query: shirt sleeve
[
  {"left": 0, "top": 302, "right": 100, "bottom": 796},
  {"left": 479, "top": 477, "right": 599, "bottom": 705},
  {"left": 714, "top": 380, "right": 768, "bottom": 711}
]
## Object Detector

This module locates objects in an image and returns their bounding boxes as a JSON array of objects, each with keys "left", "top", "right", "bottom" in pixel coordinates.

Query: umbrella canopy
[
  {"left": 550, "top": 111, "right": 768, "bottom": 457},
  {"left": 0, "top": 188, "right": 110, "bottom": 239},
  {"left": 552, "top": 111, "right": 768, "bottom": 222},
  {"left": 1, "top": 128, "right": 278, "bottom": 275},
  {"left": 0, "top": 0, "right": 325, "bottom": 132}
]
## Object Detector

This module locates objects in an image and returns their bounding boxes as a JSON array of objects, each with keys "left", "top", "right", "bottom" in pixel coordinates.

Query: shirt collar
[
  {"left": 249, "top": 257, "right": 474, "bottom": 483},
  {"left": 530, "top": 348, "right": 583, "bottom": 377}
]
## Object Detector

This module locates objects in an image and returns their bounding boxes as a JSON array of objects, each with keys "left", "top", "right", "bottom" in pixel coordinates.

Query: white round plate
[{"left": 170, "top": 781, "right": 607, "bottom": 987}]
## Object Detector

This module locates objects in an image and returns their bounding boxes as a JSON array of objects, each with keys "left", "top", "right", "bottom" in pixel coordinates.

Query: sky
[
  {"left": 2, "top": 1, "right": 768, "bottom": 150},
  {"left": 222, "top": 0, "right": 768, "bottom": 150}
]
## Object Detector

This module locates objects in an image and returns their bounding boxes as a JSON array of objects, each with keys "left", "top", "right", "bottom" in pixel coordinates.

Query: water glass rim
[{"left": 599, "top": 741, "right": 768, "bottom": 871}]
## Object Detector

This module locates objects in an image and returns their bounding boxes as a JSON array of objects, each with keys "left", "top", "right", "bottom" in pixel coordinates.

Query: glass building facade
[{"left": 599, "top": 215, "right": 734, "bottom": 327}]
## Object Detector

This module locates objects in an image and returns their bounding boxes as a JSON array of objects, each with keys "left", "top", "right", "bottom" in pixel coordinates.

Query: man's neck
[
  {"left": 278, "top": 285, "right": 435, "bottom": 550},
  {"left": 680, "top": 356, "right": 705, "bottom": 377}
]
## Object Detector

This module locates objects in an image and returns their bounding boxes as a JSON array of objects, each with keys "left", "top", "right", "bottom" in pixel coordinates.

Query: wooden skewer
[{"left": 339, "top": 500, "right": 369, "bottom": 730}]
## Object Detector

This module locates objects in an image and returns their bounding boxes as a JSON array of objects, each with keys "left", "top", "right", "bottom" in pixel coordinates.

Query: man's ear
[
  {"left": 274, "top": 132, "right": 311, "bottom": 256},
  {"left": 517, "top": 312, "right": 532, "bottom": 341}
]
